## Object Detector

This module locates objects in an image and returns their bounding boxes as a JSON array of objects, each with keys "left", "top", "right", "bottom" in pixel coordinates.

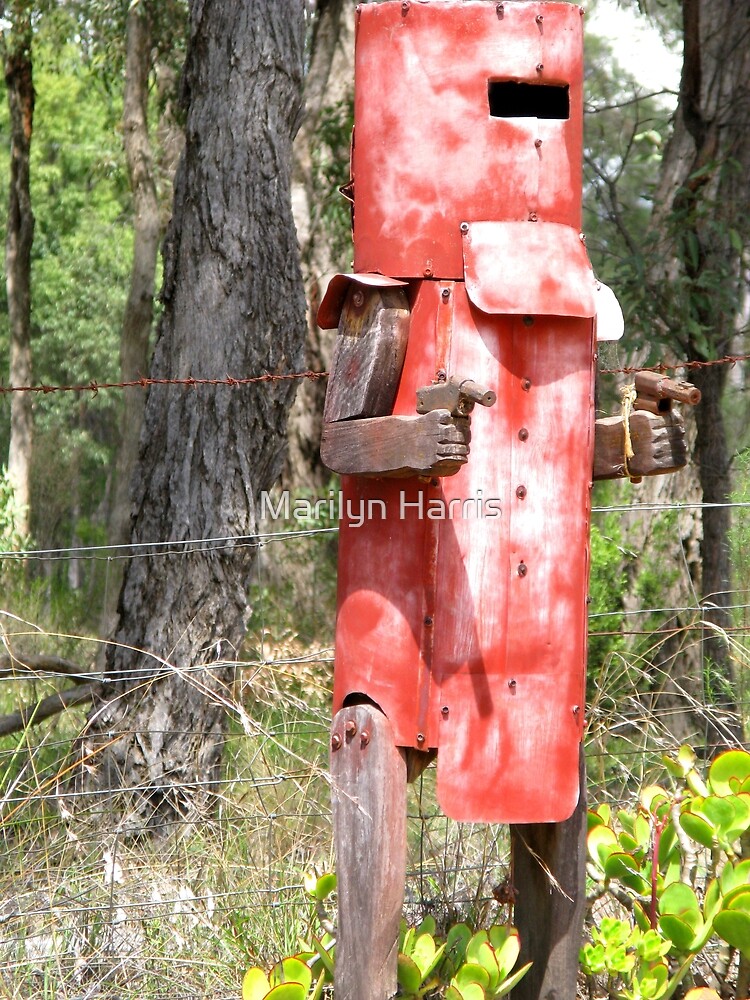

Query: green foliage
[
  {"left": 584, "top": 746, "right": 750, "bottom": 998},
  {"left": 242, "top": 873, "right": 530, "bottom": 1000},
  {"left": 310, "top": 97, "right": 354, "bottom": 268}
]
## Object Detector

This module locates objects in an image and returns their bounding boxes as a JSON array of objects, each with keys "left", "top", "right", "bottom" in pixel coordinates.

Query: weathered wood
[
  {"left": 324, "top": 285, "right": 410, "bottom": 422},
  {"left": 634, "top": 371, "right": 701, "bottom": 408},
  {"left": 593, "top": 410, "right": 687, "bottom": 480},
  {"left": 509, "top": 748, "right": 587, "bottom": 1000},
  {"left": 321, "top": 410, "right": 470, "bottom": 478},
  {"left": 331, "top": 704, "right": 407, "bottom": 1000}
]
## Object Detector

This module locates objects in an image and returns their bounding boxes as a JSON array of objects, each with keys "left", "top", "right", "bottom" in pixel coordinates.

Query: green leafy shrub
[
  {"left": 583, "top": 746, "right": 750, "bottom": 998},
  {"left": 242, "top": 873, "right": 531, "bottom": 999}
]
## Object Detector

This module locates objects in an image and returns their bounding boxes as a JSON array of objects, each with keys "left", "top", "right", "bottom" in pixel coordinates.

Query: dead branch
[
  {"left": 0, "top": 653, "right": 92, "bottom": 683},
  {"left": 0, "top": 681, "right": 100, "bottom": 737}
]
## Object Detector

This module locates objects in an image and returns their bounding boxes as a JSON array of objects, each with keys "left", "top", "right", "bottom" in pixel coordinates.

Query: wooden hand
[
  {"left": 593, "top": 410, "right": 687, "bottom": 481},
  {"left": 320, "top": 409, "right": 471, "bottom": 478}
]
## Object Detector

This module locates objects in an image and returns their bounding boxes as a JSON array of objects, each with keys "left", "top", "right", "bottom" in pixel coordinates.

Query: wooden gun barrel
[{"left": 634, "top": 371, "right": 701, "bottom": 413}]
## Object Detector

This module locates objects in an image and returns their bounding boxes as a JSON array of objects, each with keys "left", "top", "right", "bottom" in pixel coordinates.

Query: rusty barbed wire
[
  {"left": 598, "top": 352, "right": 750, "bottom": 376},
  {"left": 0, "top": 352, "right": 748, "bottom": 395},
  {"left": 0, "top": 370, "right": 329, "bottom": 396}
]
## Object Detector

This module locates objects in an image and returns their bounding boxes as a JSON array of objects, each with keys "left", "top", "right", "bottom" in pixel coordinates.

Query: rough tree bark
[
  {"left": 80, "top": 0, "right": 307, "bottom": 834},
  {"left": 101, "top": 0, "right": 162, "bottom": 636},
  {"left": 3, "top": 1, "right": 34, "bottom": 538},
  {"left": 646, "top": 0, "right": 750, "bottom": 745}
]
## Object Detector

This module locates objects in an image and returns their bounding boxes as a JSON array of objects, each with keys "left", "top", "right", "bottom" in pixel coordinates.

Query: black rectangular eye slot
[{"left": 488, "top": 81, "right": 570, "bottom": 119}]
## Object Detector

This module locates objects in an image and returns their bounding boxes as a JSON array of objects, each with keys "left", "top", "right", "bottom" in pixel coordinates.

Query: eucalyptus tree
[
  {"left": 2, "top": 0, "right": 34, "bottom": 538},
  {"left": 584, "top": 0, "right": 749, "bottom": 746},
  {"left": 79, "top": 0, "right": 307, "bottom": 833}
]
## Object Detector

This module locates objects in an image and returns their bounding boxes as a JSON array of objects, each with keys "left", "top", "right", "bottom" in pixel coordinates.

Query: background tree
[
  {"left": 2, "top": 0, "right": 34, "bottom": 539},
  {"left": 79, "top": 0, "right": 307, "bottom": 834},
  {"left": 585, "top": 0, "right": 749, "bottom": 747}
]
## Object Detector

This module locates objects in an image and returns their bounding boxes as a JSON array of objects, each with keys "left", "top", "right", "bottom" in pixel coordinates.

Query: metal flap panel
[{"left": 462, "top": 221, "right": 596, "bottom": 317}]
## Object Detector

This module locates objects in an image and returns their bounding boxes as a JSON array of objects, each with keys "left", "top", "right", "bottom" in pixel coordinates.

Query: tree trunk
[
  {"left": 102, "top": 0, "right": 162, "bottom": 637},
  {"left": 653, "top": 0, "right": 750, "bottom": 745},
  {"left": 617, "top": 0, "right": 750, "bottom": 748},
  {"left": 4, "top": 3, "right": 34, "bottom": 539},
  {"left": 80, "top": 0, "right": 307, "bottom": 835}
]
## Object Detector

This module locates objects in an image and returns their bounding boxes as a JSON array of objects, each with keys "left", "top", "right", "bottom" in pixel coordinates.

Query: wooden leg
[
  {"left": 331, "top": 704, "right": 407, "bottom": 1000},
  {"left": 509, "top": 748, "right": 587, "bottom": 1000}
]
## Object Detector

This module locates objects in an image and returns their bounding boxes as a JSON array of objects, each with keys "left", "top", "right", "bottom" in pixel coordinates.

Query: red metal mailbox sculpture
[
  {"left": 316, "top": 3, "right": 694, "bottom": 999},
  {"left": 321, "top": 0, "right": 594, "bottom": 823}
]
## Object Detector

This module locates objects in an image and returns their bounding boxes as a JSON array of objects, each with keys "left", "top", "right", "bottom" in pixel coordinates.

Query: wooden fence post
[
  {"left": 331, "top": 703, "right": 407, "bottom": 1000},
  {"left": 509, "top": 749, "right": 587, "bottom": 1000}
]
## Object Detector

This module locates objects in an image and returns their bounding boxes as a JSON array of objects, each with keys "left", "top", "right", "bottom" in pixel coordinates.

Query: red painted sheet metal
[
  {"left": 352, "top": 1, "right": 584, "bottom": 279},
  {"left": 317, "top": 273, "right": 409, "bottom": 330},
  {"left": 462, "top": 221, "right": 596, "bottom": 318},
  {"left": 332, "top": 279, "right": 594, "bottom": 823}
]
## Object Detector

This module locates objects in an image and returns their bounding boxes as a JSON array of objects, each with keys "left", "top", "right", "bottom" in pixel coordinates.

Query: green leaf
[
  {"left": 466, "top": 935, "right": 500, "bottom": 992},
  {"left": 708, "top": 750, "right": 750, "bottom": 796},
  {"left": 397, "top": 953, "right": 423, "bottom": 995},
  {"left": 721, "top": 884, "right": 750, "bottom": 912},
  {"left": 658, "top": 914, "right": 698, "bottom": 953},
  {"left": 679, "top": 810, "right": 715, "bottom": 849},
  {"left": 269, "top": 958, "right": 312, "bottom": 993},
  {"left": 660, "top": 882, "right": 701, "bottom": 919},
  {"left": 265, "top": 986, "right": 308, "bottom": 1000},
  {"left": 494, "top": 961, "right": 533, "bottom": 998},
  {"left": 633, "top": 901, "right": 652, "bottom": 933},
  {"left": 636, "top": 960, "right": 668, "bottom": 1000},
  {"left": 455, "top": 963, "right": 490, "bottom": 991},
  {"left": 243, "top": 968, "right": 271, "bottom": 1000},
  {"left": 713, "top": 911, "right": 750, "bottom": 956},
  {"left": 604, "top": 852, "right": 650, "bottom": 894},
  {"left": 416, "top": 915, "right": 437, "bottom": 937},
  {"left": 588, "top": 824, "right": 618, "bottom": 868},
  {"left": 313, "top": 873, "right": 337, "bottom": 901},
  {"left": 491, "top": 928, "right": 521, "bottom": 979},
  {"left": 721, "top": 860, "right": 750, "bottom": 895},
  {"left": 445, "top": 987, "right": 465, "bottom": 1000}
]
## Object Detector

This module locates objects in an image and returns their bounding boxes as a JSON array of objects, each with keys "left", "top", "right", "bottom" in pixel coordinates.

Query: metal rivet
[
  {"left": 430, "top": 478, "right": 439, "bottom": 487},
  {"left": 579, "top": 232, "right": 587, "bottom": 244},
  {"left": 360, "top": 730, "right": 370, "bottom": 747},
  {"left": 424, "top": 266, "right": 433, "bottom": 277},
  {"left": 416, "top": 733, "right": 426, "bottom": 743},
  {"left": 424, "top": 616, "right": 434, "bottom": 627},
  {"left": 536, "top": 13, "right": 544, "bottom": 23},
  {"left": 516, "top": 485, "right": 527, "bottom": 500},
  {"left": 436, "top": 369, "right": 447, "bottom": 382},
  {"left": 441, "top": 706, "right": 450, "bottom": 716},
  {"left": 331, "top": 733, "right": 342, "bottom": 751},
  {"left": 528, "top": 211, "right": 538, "bottom": 222},
  {"left": 536, "top": 63, "right": 544, "bottom": 73},
  {"left": 345, "top": 720, "right": 357, "bottom": 738},
  {"left": 535, "top": 138, "right": 543, "bottom": 148},
  {"left": 460, "top": 221, "right": 469, "bottom": 234},
  {"left": 441, "top": 288, "right": 451, "bottom": 301},
  {"left": 573, "top": 705, "right": 580, "bottom": 715},
  {"left": 523, "top": 315, "right": 534, "bottom": 327},
  {"left": 352, "top": 289, "right": 364, "bottom": 308},
  {"left": 518, "top": 427, "right": 529, "bottom": 441},
  {"left": 401, "top": 0, "right": 410, "bottom": 12},
  {"left": 508, "top": 678, "right": 517, "bottom": 688},
  {"left": 521, "top": 378, "right": 531, "bottom": 391},
  {"left": 517, "top": 562, "right": 527, "bottom": 577},
  {"left": 496, "top": 2, "right": 504, "bottom": 16}
]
